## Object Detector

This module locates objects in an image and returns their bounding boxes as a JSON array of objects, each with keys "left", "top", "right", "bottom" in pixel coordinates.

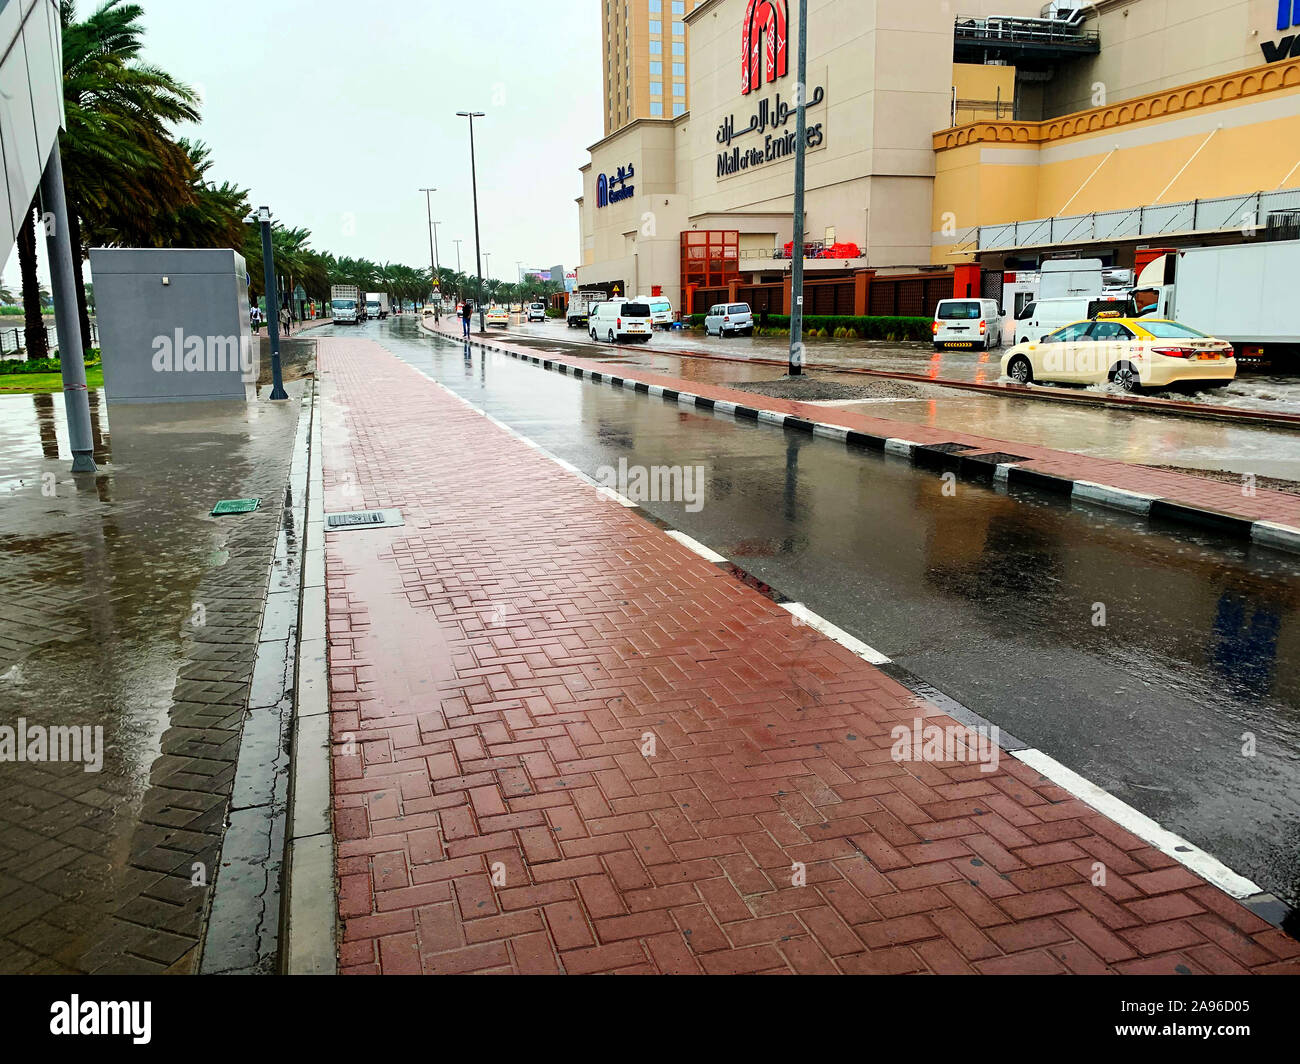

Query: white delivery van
[
  {"left": 589, "top": 300, "right": 653, "bottom": 343},
  {"left": 639, "top": 296, "right": 674, "bottom": 330},
  {"left": 1012, "top": 296, "right": 1135, "bottom": 345},
  {"left": 933, "top": 298, "right": 1003, "bottom": 351}
]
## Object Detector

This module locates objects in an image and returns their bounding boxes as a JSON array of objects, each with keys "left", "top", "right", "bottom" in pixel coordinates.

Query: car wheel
[
  {"left": 1006, "top": 355, "right": 1034, "bottom": 384},
  {"left": 608, "top": 329, "right": 616, "bottom": 343},
  {"left": 1110, "top": 362, "right": 1142, "bottom": 393}
]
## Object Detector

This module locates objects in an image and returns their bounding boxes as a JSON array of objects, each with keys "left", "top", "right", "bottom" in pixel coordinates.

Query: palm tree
[
  {"left": 58, "top": 0, "right": 202, "bottom": 347},
  {"left": 16, "top": 202, "right": 46, "bottom": 359}
]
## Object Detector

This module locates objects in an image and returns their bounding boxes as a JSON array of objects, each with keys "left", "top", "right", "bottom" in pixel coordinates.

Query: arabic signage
[
  {"left": 716, "top": 85, "right": 825, "bottom": 179},
  {"left": 596, "top": 164, "right": 636, "bottom": 208},
  {"left": 742, "top": 0, "right": 788, "bottom": 96}
]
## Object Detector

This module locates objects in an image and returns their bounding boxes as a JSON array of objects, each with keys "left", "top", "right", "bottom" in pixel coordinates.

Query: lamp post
[
  {"left": 788, "top": 0, "right": 809, "bottom": 378},
  {"left": 453, "top": 238, "right": 463, "bottom": 274},
  {"left": 256, "top": 206, "right": 289, "bottom": 400},
  {"left": 419, "top": 187, "right": 440, "bottom": 308},
  {"left": 456, "top": 110, "right": 487, "bottom": 333}
]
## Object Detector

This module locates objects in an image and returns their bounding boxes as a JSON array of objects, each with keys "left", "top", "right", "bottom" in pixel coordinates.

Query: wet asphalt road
[
  {"left": 337, "top": 318, "right": 1300, "bottom": 909},
  {"left": 462, "top": 320, "right": 1300, "bottom": 481}
]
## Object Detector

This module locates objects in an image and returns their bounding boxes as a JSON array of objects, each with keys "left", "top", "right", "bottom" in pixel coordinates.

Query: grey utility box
[{"left": 90, "top": 248, "right": 255, "bottom": 403}]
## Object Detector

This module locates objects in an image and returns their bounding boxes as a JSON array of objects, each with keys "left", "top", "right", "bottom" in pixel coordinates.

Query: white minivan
[
  {"left": 527, "top": 302, "right": 547, "bottom": 322},
  {"left": 1012, "top": 297, "right": 1093, "bottom": 346},
  {"left": 705, "top": 303, "right": 754, "bottom": 337},
  {"left": 933, "top": 298, "right": 1003, "bottom": 351},
  {"left": 589, "top": 300, "right": 653, "bottom": 343},
  {"left": 638, "top": 296, "right": 675, "bottom": 330}
]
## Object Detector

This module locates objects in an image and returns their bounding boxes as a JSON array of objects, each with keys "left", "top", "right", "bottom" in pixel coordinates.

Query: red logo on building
[{"left": 741, "top": 0, "right": 788, "bottom": 96}]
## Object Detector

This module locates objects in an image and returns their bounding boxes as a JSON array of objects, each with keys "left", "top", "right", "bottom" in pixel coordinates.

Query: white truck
[
  {"left": 365, "top": 292, "right": 388, "bottom": 321},
  {"left": 331, "top": 284, "right": 361, "bottom": 325},
  {"left": 1133, "top": 240, "right": 1300, "bottom": 369},
  {"left": 566, "top": 289, "right": 605, "bottom": 328}
]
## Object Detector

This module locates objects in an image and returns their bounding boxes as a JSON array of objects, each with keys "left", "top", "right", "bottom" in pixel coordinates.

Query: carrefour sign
[{"left": 596, "top": 165, "right": 635, "bottom": 208}]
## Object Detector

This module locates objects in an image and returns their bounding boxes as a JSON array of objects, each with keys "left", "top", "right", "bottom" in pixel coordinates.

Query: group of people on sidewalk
[{"left": 249, "top": 304, "right": 296, "bottom": 337}]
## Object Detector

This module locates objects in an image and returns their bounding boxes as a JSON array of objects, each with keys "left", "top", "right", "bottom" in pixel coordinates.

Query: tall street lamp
[
  {"left": 255, "top": 205, "right": 289, "bottom": 400},
  {"left": 788, "top": 0, "right": 809, "bottom": 378},
  {"left": 453, "top": 238, "right": 463, "bottom": 274},
  {"left": 456, "top": 110, "right": 487, "bottom": 333},
  {"left": 419, "top": 187, "right": 441, "bottom": 308}
]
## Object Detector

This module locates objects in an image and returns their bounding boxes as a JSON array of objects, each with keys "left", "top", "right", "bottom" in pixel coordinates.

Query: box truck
[
  {"left": 566, "top": 289, "right": 605, "bottom": 328},
  {"left": 331, "top": 285, "right": 361, "bottom": 325},
  {"left": 365, "top": 293, "right": 388, "bottom": 321},
  {"left": 1133, "top": 241, "right": 1300, "bottom": 370}
]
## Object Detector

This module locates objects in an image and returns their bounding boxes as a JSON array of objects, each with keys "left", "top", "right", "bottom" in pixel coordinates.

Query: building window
[
  {"left": 672, "top": 21, "right": 684, "bottom": 34},
  {"left": 650, "top": 61, "right": 662, "bottom": 75},
  {"left": 650, "top": 0, "right": 662, "bottom": 9},
  {"left": 673, "top": 102, "right": 686, "bottom": 117},
  {"left": 651, "top": 101, "right": 664, "bottom": 116},
  {"left": 672, "top": 62, "right": 685, "bottom": 76},
  {"left": 671, "top": 0, "right": 684, "bottom": 12},
  {"left": 649, "top": 19, "right": 661, "bottom": 33},
  {"left": 650, "top": 40, "right": 662, "bottom": 54},
  {"left": 672, "top": 41, "right": 684, "bottom": 55},
  {"left": 651, "top": 81, "right": 662, "bottom": 96},
  {"left": 673, "top": 81, "right": 685, "bottom": 96}
]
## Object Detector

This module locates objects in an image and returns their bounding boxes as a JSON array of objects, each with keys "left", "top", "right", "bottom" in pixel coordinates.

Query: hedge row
[
  {"left": 0, "top": 350, "right": 100, "bottom": 375},
  {"left": 687, "top": 314, "right": 931, "bottom": 341}
]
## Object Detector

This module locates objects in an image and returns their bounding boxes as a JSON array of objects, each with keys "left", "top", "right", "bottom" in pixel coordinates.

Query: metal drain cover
[
  {"left": 212, "top": 498, "right": 260, "bottom": 516},
  {"left": 325, "top": 509, "right": 404, "bottom": 532}
]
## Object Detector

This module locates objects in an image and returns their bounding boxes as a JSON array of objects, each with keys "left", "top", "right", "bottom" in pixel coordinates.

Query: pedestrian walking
[
  {"left": 461, "top": 300, "right": 472, "bottom": 338},
  {"left": 250, "top": 305, "right": 261, "bottom": 334},
  {"left": 281, "top": 306, "right": 292, "bottom": 337}
]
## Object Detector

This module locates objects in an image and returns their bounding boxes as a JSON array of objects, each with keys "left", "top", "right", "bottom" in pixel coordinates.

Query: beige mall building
[{"left": 576, "top": 0, "right": 1300, "bottom": 319}]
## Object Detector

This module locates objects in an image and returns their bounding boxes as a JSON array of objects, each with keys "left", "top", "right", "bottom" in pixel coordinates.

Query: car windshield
[
  {"left": 938, "top": 301, "right": 982, "bottom": 320},
  {"left": 1140, "top": 321, "right": 1208, "bottom": 339},
  {"left": 334, "top": 300, "right": 356, "bottom": 310},
  {"left": 651, "top": 302, "right": 671, "bottom": 313},
  {"left": 624, "top": 303, "right": 651, "bottom": 316},
  {"left": 728, "top": 305, "right": 749, "bottom": 315}
]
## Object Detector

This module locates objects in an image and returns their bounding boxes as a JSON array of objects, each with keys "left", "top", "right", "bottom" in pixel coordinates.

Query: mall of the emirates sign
[{"left": 717, "top": 0, "right": 825, "bottom": 179}]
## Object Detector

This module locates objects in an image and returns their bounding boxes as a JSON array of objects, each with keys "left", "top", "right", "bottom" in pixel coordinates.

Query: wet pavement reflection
[
  {"left": 338, "top": 316, "right": 1300, "bottom": 908},
  {"left": 0, "top": 384, "right": 302, "bottom": 972}
]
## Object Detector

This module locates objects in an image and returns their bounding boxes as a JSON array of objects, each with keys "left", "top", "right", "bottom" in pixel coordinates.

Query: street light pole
[
  {"left": 420, "top": 187, "right": 439, "bottom": 307},
  {"left": 257, "top": 206, "right": 289, "bottom": 400},
  {"left": 456, "top": 110, "right": 487, "bottom": 333},
  {"left": 788, "top": 0, "right": 809, "bottom": 377},
  {"left": 453, "top": 239, "right": 463, "bottom": 274}
]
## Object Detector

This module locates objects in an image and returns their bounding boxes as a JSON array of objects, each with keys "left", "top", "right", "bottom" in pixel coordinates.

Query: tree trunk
[
  {"left": 17, "top": 199, "right": 48, "bottom": 361},
  {"left": 66, "top": 203, "right": 92, "bottom": 350}
]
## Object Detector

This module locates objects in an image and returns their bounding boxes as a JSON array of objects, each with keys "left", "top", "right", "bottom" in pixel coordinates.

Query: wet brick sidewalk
[{"left": 319, "top": 336, "right": 1299, "bottom": 975}]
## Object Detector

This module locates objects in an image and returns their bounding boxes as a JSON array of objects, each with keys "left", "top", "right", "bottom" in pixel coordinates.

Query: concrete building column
[
  {"left": 782, "top": 273, "right": 793, "bottom": 315},
  {"left": 853, "top": 269, "right": 876, "bottom": 316}
]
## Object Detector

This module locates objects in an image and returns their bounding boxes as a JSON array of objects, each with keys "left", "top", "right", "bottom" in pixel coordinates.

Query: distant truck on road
[
  {"left": 366, "top": 293, "right": 389, "bottom": 321},
  {"left": 1133, "top": 240, "right": 1300, "bottom": 370},
  {"left": 566, "top": 289, "right": 606, "bottom": 328},
  {"left": 331, "top": 285, "right": 360, "bottom": 325}
]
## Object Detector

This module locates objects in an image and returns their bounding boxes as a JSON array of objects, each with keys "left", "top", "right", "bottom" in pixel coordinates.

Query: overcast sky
[{"left": 4, "top": 0, "right": 601, "bottom": 288}]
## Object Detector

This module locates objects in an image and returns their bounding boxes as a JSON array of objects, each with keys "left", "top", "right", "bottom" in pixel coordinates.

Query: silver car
[{"left": 705, "top": 302, "right": 754, "bottom": 337}]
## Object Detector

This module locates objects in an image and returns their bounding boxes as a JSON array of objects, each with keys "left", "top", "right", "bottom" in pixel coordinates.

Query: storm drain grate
[
  {"left": 325, "top": 509, "right": 404, "bottom": 532},
  {"left": 211, "top": 498, "right": 260, "bottom": 516}
]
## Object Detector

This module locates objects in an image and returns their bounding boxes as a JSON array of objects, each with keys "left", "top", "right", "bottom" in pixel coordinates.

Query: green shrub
[
  {"left": 0, "top": 350, "right": 100, "bottom": 375},
  {"left": 0, "top": 306, "right": 24, "bottom": 316}
]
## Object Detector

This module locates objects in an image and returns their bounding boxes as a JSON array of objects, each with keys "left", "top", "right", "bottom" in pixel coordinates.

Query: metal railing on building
[
  {"left": 974, "top": 188, "right": 1300, "bottom": 252},
  {"left": 0, "top": 321, "right": 99, "bottom": 357}
]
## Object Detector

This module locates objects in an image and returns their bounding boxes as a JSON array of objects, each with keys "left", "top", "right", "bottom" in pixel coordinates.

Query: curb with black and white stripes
[
  {"left": 416, "top": 332, "right": 1296, "bottom": 935},
  {"left": 438, "top": 324, "right": 1300, "bottom": 558}
]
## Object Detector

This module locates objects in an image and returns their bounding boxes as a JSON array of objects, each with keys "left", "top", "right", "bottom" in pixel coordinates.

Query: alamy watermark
[
  {"left": 890, "top": 716, "right": 1000, "bottom": 774},
  {"left": 594, "top": 458, "right": 707, "bottom": 512},
  {"left": 151, "top": 330, "right": 258, "bottom": 382},
  {"left": 0, "top": 719, "right": 104, "bottom": 772}
]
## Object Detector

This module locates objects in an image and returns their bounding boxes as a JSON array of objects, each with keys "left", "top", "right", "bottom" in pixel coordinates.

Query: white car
[
  {"left": 589, "top": 301, "right": 653, "bottom": 343},
  {"left": 527, "top": 302, "right": 547, "bottom": 322},
  {"left": 1012, "top": 295, "right": 1129, "bottom": 345},
  {"left": 932, "top": 298, "right": 1003, "bottom": 351},
  {"left": 705, "top": 303, "right": 754, "bottom": 337}
]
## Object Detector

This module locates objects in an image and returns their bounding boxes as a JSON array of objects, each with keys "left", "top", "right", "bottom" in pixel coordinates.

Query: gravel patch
[
  {"left": 1145, "top": 465, "right": 1300, "bottom": 497},
  {"left": 725, "top": 376, "right": 927, "bottom": 401}
]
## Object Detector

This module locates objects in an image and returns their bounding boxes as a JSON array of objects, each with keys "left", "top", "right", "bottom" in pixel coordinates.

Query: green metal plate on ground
[{"left": 211, "top": 498, "right": 261, "bottom": 516}]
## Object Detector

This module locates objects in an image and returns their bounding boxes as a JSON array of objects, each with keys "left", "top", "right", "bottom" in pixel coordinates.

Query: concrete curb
[
  {"left": 283, "top": 377, "right": 337, "bottom": 974},
  {"left": 428, "top": 321, "right": 1300, "bottom": 558}
]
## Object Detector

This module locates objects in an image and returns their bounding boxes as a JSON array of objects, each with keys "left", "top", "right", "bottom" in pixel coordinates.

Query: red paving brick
[{"left": 319, "top": 335, "right": 1299, "bottom": 974}]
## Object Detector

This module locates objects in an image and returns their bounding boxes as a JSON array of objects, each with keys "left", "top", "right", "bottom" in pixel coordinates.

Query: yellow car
[
  {"left": 1000, "top": 314, "right": 1236, "bottom": 393},
  {"left": 485, "top": 305, "right": 509, "bottom": 328}
]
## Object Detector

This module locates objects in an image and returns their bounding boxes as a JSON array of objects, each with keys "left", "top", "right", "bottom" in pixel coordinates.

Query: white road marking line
[
  {"left": 884, "top": 438, "right": 917, "bottom": 458},
  {"left": 781, "top": 602, "right": 892, "bottom": 665},
  {"left": 1073, "top": 480, "right": 1159, "bottom": 515},
  {"left": 1014, "top": 748, "right": 1263, "bottom": 900},
  {"left": 665, "top": 531, "right": 728, "bottom": 563}
]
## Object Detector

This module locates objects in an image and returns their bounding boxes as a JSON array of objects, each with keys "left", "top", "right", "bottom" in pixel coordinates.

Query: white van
[
  {"left": 638, "top": 296, "right": 674, "bottom": 330},
  {"left": 1013, "top": 296, "right": 1133, "bottom": 345},
  {"left": 527, "top": 302, "right": 547, "bottom": 322},
  {"left": 933, "top": 298, "right": 1003, "bottom": 351},
  {"left": 704, "top": 303, "right": 754, "bottom": 337},
  {"left": 589, "top": 300, "right": 653, "bottom": 343}
]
